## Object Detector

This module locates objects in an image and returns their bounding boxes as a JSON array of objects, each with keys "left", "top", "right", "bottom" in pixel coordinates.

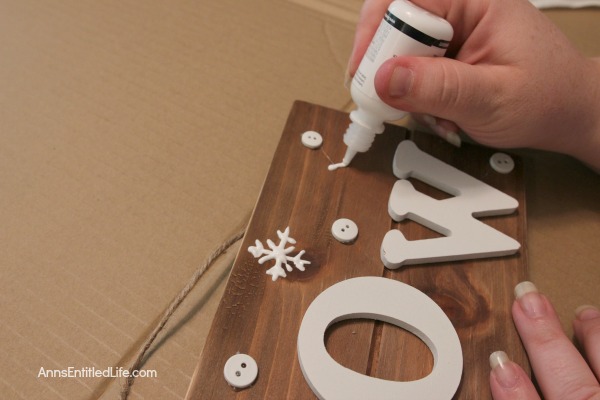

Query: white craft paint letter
[
  {"left": 297, "top": 277, "right": 463, "bottom": 400},
  {"left": 339, "top": 0, "right": 453, "bottom": 167},
  {"left": 381, "top": 140, "right": 521, "bottom": 269}
]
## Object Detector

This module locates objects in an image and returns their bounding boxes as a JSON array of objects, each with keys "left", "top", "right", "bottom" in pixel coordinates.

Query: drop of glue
[
  {"left": 328, "top": 162, "right": 348, "bottom": 171},
  {"left": 328, "top": 148, "right": 356, "bottom": 171}
]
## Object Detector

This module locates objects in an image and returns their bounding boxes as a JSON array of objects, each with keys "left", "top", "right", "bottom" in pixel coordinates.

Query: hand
[
  {"left": 348, "top": 0, "right": 600, "bottom": 170},
  {"left": 489, "top": 281, "right": 600, "bottom": 400}
]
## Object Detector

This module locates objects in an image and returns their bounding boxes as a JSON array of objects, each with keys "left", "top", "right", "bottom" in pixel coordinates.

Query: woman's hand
[
  {"left": 348, "top": 0, "right": 600, "bottom": 170},
  {"left": 490, "top": 281, "right": 600, "bottom": 400}
]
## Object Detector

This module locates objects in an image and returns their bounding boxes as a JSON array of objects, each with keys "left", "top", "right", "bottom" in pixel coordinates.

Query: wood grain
[{"left": 186, "top": 101, "right": 529, "bottom": 400}]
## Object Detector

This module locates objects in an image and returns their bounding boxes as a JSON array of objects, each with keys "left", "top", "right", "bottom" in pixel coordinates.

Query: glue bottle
[{"left": 334, "top": 0, "right": 453, "bottom": 169}]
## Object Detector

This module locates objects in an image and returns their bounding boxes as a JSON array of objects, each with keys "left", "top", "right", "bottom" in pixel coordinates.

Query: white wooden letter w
[{"left": 381, "top": 141, "right": 520, "bottom": 269}]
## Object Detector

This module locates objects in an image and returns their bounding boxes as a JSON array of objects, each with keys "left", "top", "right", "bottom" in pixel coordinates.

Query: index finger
[{"left": 348, "top": 0, "right": 393, "bottom": 77}]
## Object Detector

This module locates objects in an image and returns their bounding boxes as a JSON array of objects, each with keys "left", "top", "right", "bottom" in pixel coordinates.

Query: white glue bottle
[{"left": 330, "top": 0, "right": 453, "bottom": 170}]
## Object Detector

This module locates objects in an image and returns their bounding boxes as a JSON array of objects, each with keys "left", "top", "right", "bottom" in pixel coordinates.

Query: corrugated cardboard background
[{"left": 1, "top": 1, "right": 598, "bottom": 399}]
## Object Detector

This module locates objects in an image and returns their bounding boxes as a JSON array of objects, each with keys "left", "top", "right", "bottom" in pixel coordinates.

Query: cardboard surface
[{"left": 0, "top": 1, "right": 598, "bottom": 399}]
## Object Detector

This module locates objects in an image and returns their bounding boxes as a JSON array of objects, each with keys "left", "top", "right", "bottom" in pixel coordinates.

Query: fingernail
[
  {"left": 423, "top": 115, "right": 437, "bottom": 126},
  {"left": 489, "top": 351, "right": 519, "bottom": 389},
  {"left": 432, "top": 123, "right": 462, "bottom": 147},
  {"left": 515, "top": 281, "right": 546, "bottom": 318},
  {"left": 444, "top": 130, "right": 462, "bottom": 147},
  {"left": 422, "top": 115, "right": 462, "bottom": 147},
  {"left": 389, "top": 66, "right": 413, "bottom": 97},
  {"left": 575, "top": 305, "right": 600, "bottom": 321},
  {"left": 344, "top": 68, "right": 352, "bottom": 89},
  {"left": 346, "top": 43, "right": 359, "bottom": 88}
]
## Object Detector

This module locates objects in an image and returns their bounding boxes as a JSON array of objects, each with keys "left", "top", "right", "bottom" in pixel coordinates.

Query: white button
[
  {"left": 223, "top": 353, "right": 258, "bottom": 389},
  {"left": 301, "top": 131, "right": 323, "bottom": 149},
  {"left": 489, "top": 152, "right": 514, "bottom": 174},
  {"left": 331, "top": 218, "right": 358, "bottom": 243}
]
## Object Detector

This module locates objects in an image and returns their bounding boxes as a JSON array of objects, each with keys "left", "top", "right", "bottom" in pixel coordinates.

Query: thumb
[{"left": 374, "top": 56, "right": 506, "bottom": 125}]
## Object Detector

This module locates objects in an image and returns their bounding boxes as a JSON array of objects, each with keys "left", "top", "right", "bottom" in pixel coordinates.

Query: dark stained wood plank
[
  {"left": 186, "top": 101, "right": 528, "bottom": 400},
  {"left": 369, "top": 133, "right": 530, "bottom": 398}
]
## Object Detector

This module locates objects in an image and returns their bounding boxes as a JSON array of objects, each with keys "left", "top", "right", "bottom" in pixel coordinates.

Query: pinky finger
[
  {"left": 489, "top": 351, "right": 541, "bottom": 400},
  {"left": 573, "top": 305, "right": 600, "bottom": 380},
  {"left": 412, "top": 113, "right": 462, "bottom": 147}
]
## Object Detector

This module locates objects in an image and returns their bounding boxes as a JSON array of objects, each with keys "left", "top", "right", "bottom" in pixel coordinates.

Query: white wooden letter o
[{"left": 297, "top": 277, "right": 463, "bottom": 400}]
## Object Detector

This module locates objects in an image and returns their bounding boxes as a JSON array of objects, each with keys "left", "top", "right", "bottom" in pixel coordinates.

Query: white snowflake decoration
[{"left": 248, "top": 227, "right": 311, "bottom": 281}]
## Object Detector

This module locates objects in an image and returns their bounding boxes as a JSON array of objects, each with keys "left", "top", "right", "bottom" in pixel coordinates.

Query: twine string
[{"left": 120, "top": 228, "right": 246, "bottom": 399}]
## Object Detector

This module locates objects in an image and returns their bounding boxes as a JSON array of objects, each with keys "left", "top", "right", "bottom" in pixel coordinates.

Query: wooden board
[{"left": 186, "top": 101, "right": 529, "bottom": 400}]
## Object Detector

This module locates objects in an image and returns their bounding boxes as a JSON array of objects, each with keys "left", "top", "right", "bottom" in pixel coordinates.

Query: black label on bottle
[{"left": 384, "top": 10, "right": 449, "bottom": 49}]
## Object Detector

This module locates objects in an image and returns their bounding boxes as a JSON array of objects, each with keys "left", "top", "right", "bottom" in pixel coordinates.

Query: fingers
[
  {"left": 489, "top": 351, "right": 540, "bottom": 400},
  {"left": 414, "top": 114, "right": 462, "bottom": 147},
  {"left": 373, "top": 55, "right": 506, "bottom": 129},
  {"left": 347, "top": 0, "right": 465, "bottom": 77},
  {"left": 573, "top": 305, "right": 600, "bottom": 381},
  {"left": 491, "top": 283, "right": 600, "bottom": 400},
  {"left": 347, "top": 0, "right": 392, "bottom": 77},
  {"left": 512, "top": 282, "right": 600, "bottom": 400}
]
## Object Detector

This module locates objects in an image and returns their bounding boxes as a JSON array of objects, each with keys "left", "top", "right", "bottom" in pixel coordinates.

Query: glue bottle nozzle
[
  {"left": 327, "top": 147, "right": 358, "bottom": 171},
  {"left": 342, "top": 147, "right": 357, "bottom": 166}
]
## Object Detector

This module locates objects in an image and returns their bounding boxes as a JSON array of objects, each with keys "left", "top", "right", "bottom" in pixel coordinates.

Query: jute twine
[{"left": 120, "top": 227, "right": 246, "bottom": 399}]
